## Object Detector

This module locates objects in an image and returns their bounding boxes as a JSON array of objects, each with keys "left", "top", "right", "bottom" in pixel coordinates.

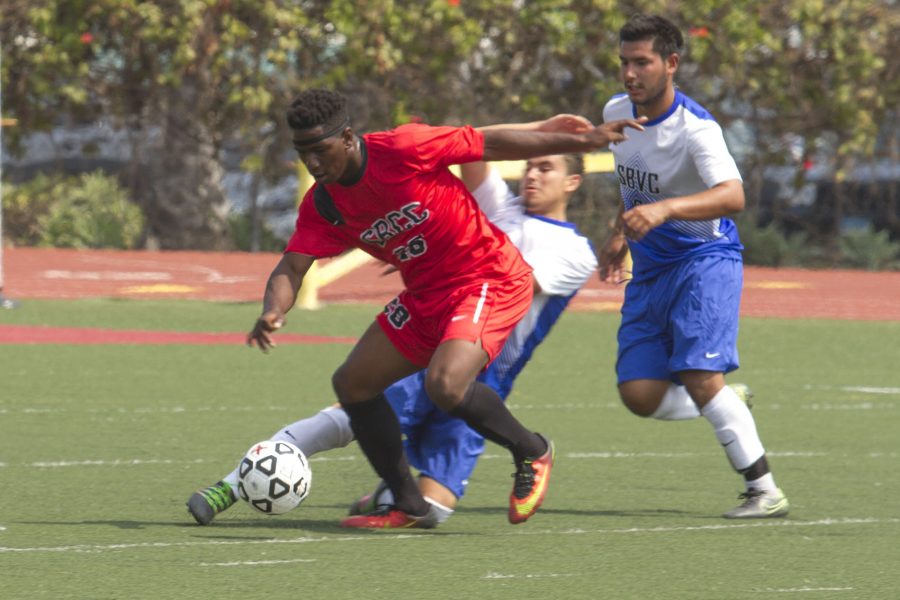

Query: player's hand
[
  {"left": 622, "top": 202, "right": 671, "bottom": 241},
  {"left": 598, "top": 234, "right": 630, "bottom": 284},
  {"left": 538, "top": 113, "right": 594, "bottom": 134},
  {"left": 247, "top": 310, "right": 286, "bottom": 353},
  {"left": 588, "top": 117, "right": 647, "bottom": 147}
]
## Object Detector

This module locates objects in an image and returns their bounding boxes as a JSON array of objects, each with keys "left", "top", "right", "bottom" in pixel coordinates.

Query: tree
[
  {"left": 2, "top": 0, "right": 316, "bottom": 249},
  {"left": 673, "top": 0, "right": 899, "bottom": 243},
  {"left": 4, "top": 0, "right": 897, "bottom": 252}
]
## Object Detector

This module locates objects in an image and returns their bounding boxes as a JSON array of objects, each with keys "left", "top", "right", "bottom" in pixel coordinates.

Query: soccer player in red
[{"left": 247, "top": 88, "right": 643, "bottom": 528}]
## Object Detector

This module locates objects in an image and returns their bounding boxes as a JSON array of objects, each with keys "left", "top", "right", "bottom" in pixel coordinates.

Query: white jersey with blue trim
[
  {"left": 603, "top": 90, "right": 743, "bottom": 281},
  {"left": 470, "top": 167, "right": 597, "bottom": 398}
]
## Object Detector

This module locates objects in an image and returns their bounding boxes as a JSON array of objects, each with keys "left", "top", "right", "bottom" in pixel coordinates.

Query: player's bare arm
[
  {"left": 623, "top": 179, "right": 744, "bottom": 241},
  {"left": 476, "top": 113, "right": 594, "bottom": 135},
  {"left": 247, "top": 252, "right": 315, "bottom": 352},
  {"left": 481, "top": 117, "right": 645, "bottom": 161},
  {"left": 463, "top": 114, "right": 595, "bottom": 190}
]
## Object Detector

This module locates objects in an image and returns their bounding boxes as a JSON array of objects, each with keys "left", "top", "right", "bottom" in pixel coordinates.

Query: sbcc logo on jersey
[{"left": 360, "top": 202, "right": 429, "bottom": 248}]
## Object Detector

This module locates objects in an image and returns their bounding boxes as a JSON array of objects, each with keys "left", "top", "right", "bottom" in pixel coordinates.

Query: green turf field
[{"left": 1, "top": 300, "right": 898, "bottom": 599}]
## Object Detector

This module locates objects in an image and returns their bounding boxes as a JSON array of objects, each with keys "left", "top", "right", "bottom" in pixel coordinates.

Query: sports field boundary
[{"left": 2, "top": 247, "right": 899, "bottom": 321}]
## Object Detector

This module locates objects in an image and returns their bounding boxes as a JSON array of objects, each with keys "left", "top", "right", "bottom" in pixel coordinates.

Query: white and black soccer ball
[{"left": 237, "top": 440, "right": 312, "bottom": 515}]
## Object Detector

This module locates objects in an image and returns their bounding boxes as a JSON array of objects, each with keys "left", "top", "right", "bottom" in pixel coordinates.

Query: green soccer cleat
[
  {"left": 729, "top": 383, "right": 754, "bottom": 410},
  {"left": 187, "top": 480, "right": 237, "bottom": 525},
  {"left": 722, "top": 488, "right": 789, "bottom": 519}
]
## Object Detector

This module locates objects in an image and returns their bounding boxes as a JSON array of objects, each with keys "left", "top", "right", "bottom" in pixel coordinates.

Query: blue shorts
[
  {"left": 384, "top": 371, "right": 484, "bottom": 499},
  {"left": 616, "top": 255, "right": 742, "bottom": 384}
]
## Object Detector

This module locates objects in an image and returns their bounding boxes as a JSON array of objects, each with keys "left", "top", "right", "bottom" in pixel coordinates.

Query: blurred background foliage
[{"left": 1, "top": 0, "right": 898, "bottom": 268}]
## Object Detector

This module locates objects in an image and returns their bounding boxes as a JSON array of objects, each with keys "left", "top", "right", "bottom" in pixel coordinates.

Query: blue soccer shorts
[
  {"left": 616, "top": 254, "right": 742, "bottom": 384},
  {"left": 383, "top": 371, "right": 484, "bottom": 499}
]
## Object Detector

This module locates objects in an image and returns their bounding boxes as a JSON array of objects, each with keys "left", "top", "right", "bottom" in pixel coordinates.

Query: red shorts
[{"left": 376, "top": 273, "right": 533, "bottom": 368}]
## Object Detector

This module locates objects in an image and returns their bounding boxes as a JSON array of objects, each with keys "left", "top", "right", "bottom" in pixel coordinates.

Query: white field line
[
  {"left": 0, "top": 517, "right": 896, "bottom": 555},
  {"left": 801, "top": 402, "right": 895, "bottom": 411},
  {"left": 199, "top": 558, "right": 316, "bottom": 567},
  {"left": 752, "top": 587, "right": 855, "bottom": 594},
  {"left": 1, "top": 450, "right": 844, "bottom": 470},
  {"left": 0, "top": 402, "right": 623, "bottom": 415},
  {"left": 803, "top": 385, "right": 900, "bottom": 395},
  {"left": 0, "top": 405, "right": 303, "bottom": 415},
  {"left": 483, "top": 571, "right": 574, "bottom": 580},
  {"left": 0, "top": 456, "right": 359, "bottom": 468},
  {"left": 3, "top": 392, "right": 897, "bottom": 416}
]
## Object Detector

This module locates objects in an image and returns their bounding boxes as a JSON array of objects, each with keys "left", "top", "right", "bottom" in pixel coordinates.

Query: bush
[
  {"left": 735, "top": 213, "right": 817, "bottom": 267},
  {"left": 2, "top": 171, "right": 144, "bottom": 249},
  {"left": 2, "top": 174, "right": 60, "bottom": 245},
  {"left": 228, "top": 213, "right": 287, "bottom": 252},
  {"left": 839, "top": 226, "right": 900, "bottom": 271}
]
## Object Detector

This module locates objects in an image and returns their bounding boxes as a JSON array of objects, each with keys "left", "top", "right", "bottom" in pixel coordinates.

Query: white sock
[
  {"left": 700, "top": 385, "right": 766, "bottom": 471},
  {"left": 424, "top": 496, "right": 455, "bottom": 524},
  {"left": 222, "top": 406, "right": 354, "bottom": 487},
  {"left": 651, "top": 384, "right": 701, "bottom": 420},
  {"left": 359, "top": 482, "right": 455, "bottom": 522},
  {"left": 272, "top": 406, "right": 355, "bottom": 456},
  {"left": 746, "top": 473, "right": 777, "bottom": 493}
]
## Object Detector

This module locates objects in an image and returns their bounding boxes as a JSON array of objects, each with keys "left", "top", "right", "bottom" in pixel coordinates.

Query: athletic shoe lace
[{"left": 512, "top": 460, "right": 536, "bottom": 499}]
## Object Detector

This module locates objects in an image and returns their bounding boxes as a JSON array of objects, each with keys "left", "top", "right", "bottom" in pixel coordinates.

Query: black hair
[
  {"left": 619, "top": 14, "right": 684, "bottom": 58},
  {"left": 286, "top": 89, "right": 349, "bottom": 131}
]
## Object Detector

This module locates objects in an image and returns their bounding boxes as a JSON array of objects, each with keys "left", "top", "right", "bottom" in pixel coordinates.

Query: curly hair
[
  {"left": 620, "top": 14, "right": 684, "bottom": 59},
  {"left": 286, "top": 89, "right": 349, "bottom": 131}
]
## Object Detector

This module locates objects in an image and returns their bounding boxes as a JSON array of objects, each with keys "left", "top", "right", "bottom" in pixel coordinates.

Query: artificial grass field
[{"left": 1, "top": 299, "right": 898, "bottom": 599}]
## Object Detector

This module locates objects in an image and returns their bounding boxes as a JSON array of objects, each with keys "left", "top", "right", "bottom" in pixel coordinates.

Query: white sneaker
[
  {"left": 729, "top": 383, "right": 754, "bottom": 410},
  {"left": 723, "top": 488, "right": 789, "bottom": 519}
]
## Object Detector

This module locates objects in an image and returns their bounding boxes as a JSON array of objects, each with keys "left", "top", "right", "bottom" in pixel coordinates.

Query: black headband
[{"left": 293, "top": 116, "right": 350, "bottom": 146}]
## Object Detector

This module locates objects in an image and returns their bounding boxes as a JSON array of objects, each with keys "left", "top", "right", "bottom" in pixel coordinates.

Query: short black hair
[
  {"left": 286, "top": 89, "right": 349, "bottom": 131},
  {"left": 619, "top": 14, "right": 684, "bottom": 59}
]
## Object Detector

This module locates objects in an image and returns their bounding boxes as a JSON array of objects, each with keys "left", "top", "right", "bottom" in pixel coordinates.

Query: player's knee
[
  {"left": 423, "top": 370, "right": 464, "bottom": 410},
  {"left": 621, "top": 397, "right": 656, "bottom": 417},
  {"left": 618, "top": 384, "right": 658, "bottom": 418},
  {"left": 331, "top": 363, "right": 367, "bottom": 405},
  {"left": 680, "top": 370, "right": 725, "bottom": 406}
]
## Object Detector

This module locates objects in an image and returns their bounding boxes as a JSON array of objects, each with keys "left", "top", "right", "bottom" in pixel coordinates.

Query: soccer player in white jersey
[
  {"left": 598, "top": 14, "right": 789, "bottom": 519},
  {"left": 188, "top": 138, "right": 598, "bottom": 526}
]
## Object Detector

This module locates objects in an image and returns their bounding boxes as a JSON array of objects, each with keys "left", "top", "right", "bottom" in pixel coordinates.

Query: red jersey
[{"left": 285, "top": 124, "right": 531, "bottom": 296}]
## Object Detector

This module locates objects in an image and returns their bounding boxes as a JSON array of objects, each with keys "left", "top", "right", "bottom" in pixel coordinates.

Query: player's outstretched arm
[
  {"left": 247, "top": 252, "right": 315, "bottom": 352},
  {"left": 481, "top": 117, "right": 645, "bottom": 161},
  {"left": 464, "top": 114, "right": 594, "bottom": 190},
  {"left": 476, "top": 113, "right": 594, "bottom": 135}
]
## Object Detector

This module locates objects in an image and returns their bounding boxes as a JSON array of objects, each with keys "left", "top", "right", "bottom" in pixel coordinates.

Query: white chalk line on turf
[
  {"left": 0, "top": 405, "right": 303, "bottom": 415},
  {"left": 199, "top": 558, "right": 316, "bottom": 567},
  {"left": 801, "top": 402, "right": 895, "bottom": 411},
  {"left": 483, "top": 571, "right": 574, "bottom": 580},
  {"left": 0, "top": 401, "right": 623, "bottom": 415},
  {"left": 804, "top": 385, "right": 900, "bottom": 395},
  {"left": 1, "top": 517, "right": 896, "bottom": 555},
  {"left": 2, "top": 450, "right": 840, "bottom": 470},
  {"left": 752, "top": 587, "right": 854, "bottom": 594}
]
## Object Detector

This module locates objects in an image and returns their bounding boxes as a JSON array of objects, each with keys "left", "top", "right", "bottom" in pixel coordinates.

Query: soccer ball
[{"left": 237, "top": 440, "right": 312, "bottom": 515}]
